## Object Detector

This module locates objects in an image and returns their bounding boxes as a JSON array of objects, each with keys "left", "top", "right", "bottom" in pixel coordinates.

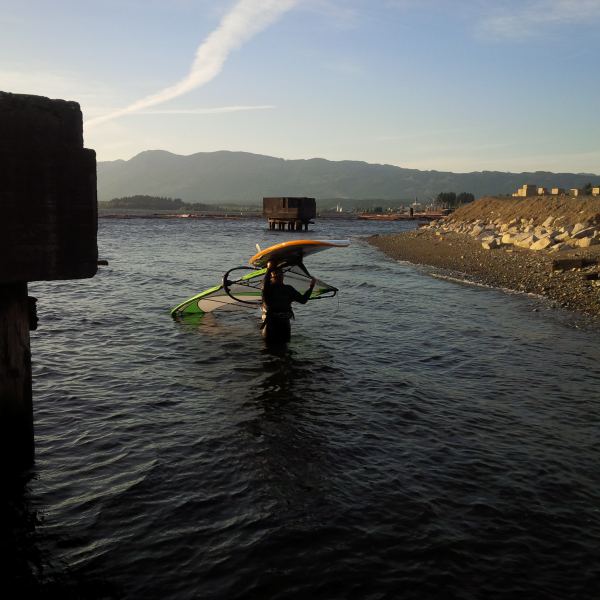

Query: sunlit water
[{"left": 7, "top": 217, "right": 600, "bottom": 599}]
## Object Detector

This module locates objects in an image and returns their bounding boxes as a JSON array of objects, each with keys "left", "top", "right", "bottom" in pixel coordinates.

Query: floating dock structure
[{"left": 263, "top": 197, "right": 316, "bottom": 231}]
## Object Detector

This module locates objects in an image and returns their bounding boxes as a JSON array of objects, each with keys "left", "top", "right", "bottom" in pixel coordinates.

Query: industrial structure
[{"left": 263, "top": 197, "right": 316, "bottom": 231}]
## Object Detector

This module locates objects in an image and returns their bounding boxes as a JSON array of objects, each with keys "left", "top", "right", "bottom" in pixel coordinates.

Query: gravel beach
[{"left": 368, "top": 228, "right": 600, "bottom": 320}]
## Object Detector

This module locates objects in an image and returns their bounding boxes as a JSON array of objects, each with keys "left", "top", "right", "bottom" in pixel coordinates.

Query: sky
[{"left": 1, "top": 0, "right": 599, "bottom": 173}]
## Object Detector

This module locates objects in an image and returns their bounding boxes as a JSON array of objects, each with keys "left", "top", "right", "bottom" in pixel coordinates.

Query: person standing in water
[{"left": 261, "top": 261, "right": 315, "bottom": 343}]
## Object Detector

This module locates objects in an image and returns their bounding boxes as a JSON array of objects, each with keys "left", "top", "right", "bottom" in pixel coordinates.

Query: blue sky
[{"left": 2, "top": 0, "right": 599, "bottom": 173}]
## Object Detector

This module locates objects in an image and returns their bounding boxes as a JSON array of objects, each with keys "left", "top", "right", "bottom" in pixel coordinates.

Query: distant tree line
[
  {"left": 436, "top": 192, "right": 475, "bottom": 208},
  {"left": 99, "top": 195, "right": 229, "bottom": 211},
  {"left": 103, "top": 195, "right": 186, "bottom": 210}
]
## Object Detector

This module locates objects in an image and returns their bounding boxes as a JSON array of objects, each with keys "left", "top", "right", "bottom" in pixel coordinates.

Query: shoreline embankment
[{"left": 368, "top": 196, "right": 600, "bottom": 320}]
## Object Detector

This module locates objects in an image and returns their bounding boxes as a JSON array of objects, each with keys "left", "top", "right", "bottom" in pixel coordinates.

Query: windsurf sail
[
  {"left": 171, "top": 264, "right": 338, "bottom": 318},
  {"left": 171, "top": 239, "right": 348, "bottom": 319},
  {"left": 170, "top": 268, "right": 265, "bottom": 318}
]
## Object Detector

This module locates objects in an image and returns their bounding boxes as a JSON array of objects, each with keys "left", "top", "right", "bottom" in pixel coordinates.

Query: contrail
[{"left": 85, "top": 0, "right": 297, "bottom": 128}]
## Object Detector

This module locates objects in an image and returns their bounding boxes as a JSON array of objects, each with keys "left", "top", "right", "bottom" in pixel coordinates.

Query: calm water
[{"left": 6, "top": 217, "right": 600, "bottom": 599}]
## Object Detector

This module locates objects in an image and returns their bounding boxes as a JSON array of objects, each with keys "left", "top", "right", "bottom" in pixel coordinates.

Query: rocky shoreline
[{"left": 367, "top": 198, "right": 600, "bottom": 321}]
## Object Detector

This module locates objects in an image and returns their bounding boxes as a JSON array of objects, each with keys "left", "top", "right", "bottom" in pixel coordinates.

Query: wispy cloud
[
  {"left": 303, "top": 0, "right": 360, "bottom": 29},
  {"left": 321, "top": 60, "right": 364, "bottom": 76},
  {"left": 374, "top": 127, "right": 465, "bottom": 143},
  {"left": 137, "top": 105, "right": 275, "bottom": 115},
  {"left": 479, "top": 0, "right": 600, "bottom": 39},
  {"left": 0, "top": 68, "right": 107, "bottom": 102},
  {"left": 384, "top": 0, "right": 437, "bottom": 10},
  {"left": 85, "top": 0, "right": 297, "bottom": 128},
  {"left": 0, "top": 14, "right": 24, "bottom": 26}
]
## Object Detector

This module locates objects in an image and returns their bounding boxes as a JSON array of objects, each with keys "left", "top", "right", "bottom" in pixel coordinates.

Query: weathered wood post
[{"left": 0, "top": 92, "right": 97, "bottom": 470}]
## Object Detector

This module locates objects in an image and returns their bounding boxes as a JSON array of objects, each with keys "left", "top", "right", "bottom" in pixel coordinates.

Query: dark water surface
[{"left": 8, "top": 217, "right": 600, "bottom": 598}]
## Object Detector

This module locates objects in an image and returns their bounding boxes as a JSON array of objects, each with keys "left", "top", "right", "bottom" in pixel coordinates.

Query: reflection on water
[
  {"left": 1, "top": 469, "right": 121, "bottom": 598},
  {"left": 12, "top": 217, "right": 600, "bottom": 599},
  {"left": 2, "top": 471, "right": 40, "bottom": 588}
]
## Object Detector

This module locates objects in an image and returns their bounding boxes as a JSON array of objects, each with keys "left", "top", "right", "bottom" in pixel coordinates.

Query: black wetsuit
[{"left": 262, "top": 274, "right": 312, "bottom": 342}]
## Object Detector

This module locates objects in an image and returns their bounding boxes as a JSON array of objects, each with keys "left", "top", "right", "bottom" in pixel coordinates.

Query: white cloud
[
  {"left": 479, "top": 0, "right": 600, "bottom": 39},
  {"left": 85, "top": 0, "right": 297, "bottom": 128}
]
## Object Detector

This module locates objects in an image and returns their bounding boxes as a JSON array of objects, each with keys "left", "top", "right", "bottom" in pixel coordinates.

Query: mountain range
[{"left": 97, "top": 150, "right": 599, "bottom": 207}]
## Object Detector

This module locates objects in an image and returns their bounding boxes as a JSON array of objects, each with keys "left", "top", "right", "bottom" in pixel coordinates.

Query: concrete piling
[{"left": 0, "top": 91, "right": 97, "bottom": 470}]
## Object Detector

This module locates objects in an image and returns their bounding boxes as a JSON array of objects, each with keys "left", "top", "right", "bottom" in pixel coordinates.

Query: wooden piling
[{"left": 0, "top": 283, "right": 33, "bottom": 467}]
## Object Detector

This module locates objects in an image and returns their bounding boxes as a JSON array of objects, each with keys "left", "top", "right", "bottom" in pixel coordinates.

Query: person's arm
[{"left": 262, "top": 261, "right": 275, "bottom": 296}]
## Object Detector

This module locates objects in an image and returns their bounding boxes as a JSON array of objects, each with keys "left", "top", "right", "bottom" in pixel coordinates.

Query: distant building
[
  {"left": 512, "top": 184, "right": 537, "bottom": 197},
  {"left": 511, "top": 186, "right": 595, "bottom": 197}
]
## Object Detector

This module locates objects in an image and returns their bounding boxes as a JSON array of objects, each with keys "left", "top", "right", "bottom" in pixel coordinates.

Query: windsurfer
[{"left": 261, "top": 261, "right": 315, "bottom": 342}]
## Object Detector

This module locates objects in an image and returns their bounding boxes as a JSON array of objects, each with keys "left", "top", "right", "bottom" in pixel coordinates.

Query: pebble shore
[{"left": 368, "top": 228, "right": 600, "bottom": 320}]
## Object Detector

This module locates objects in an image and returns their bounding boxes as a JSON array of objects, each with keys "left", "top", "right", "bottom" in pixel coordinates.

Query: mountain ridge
[{"left": 96, "top": 150, "right": 599, "bottom": 205}]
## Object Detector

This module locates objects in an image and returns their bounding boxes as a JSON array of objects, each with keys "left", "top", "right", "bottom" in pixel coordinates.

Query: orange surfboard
[{"left": 249, "top": 239, "right": 349, "bottom": 268}]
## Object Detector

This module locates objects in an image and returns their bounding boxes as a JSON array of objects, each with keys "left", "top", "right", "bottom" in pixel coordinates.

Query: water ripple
[{"left": 5, "top": 218, "right": 599, "bottom": 599}]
